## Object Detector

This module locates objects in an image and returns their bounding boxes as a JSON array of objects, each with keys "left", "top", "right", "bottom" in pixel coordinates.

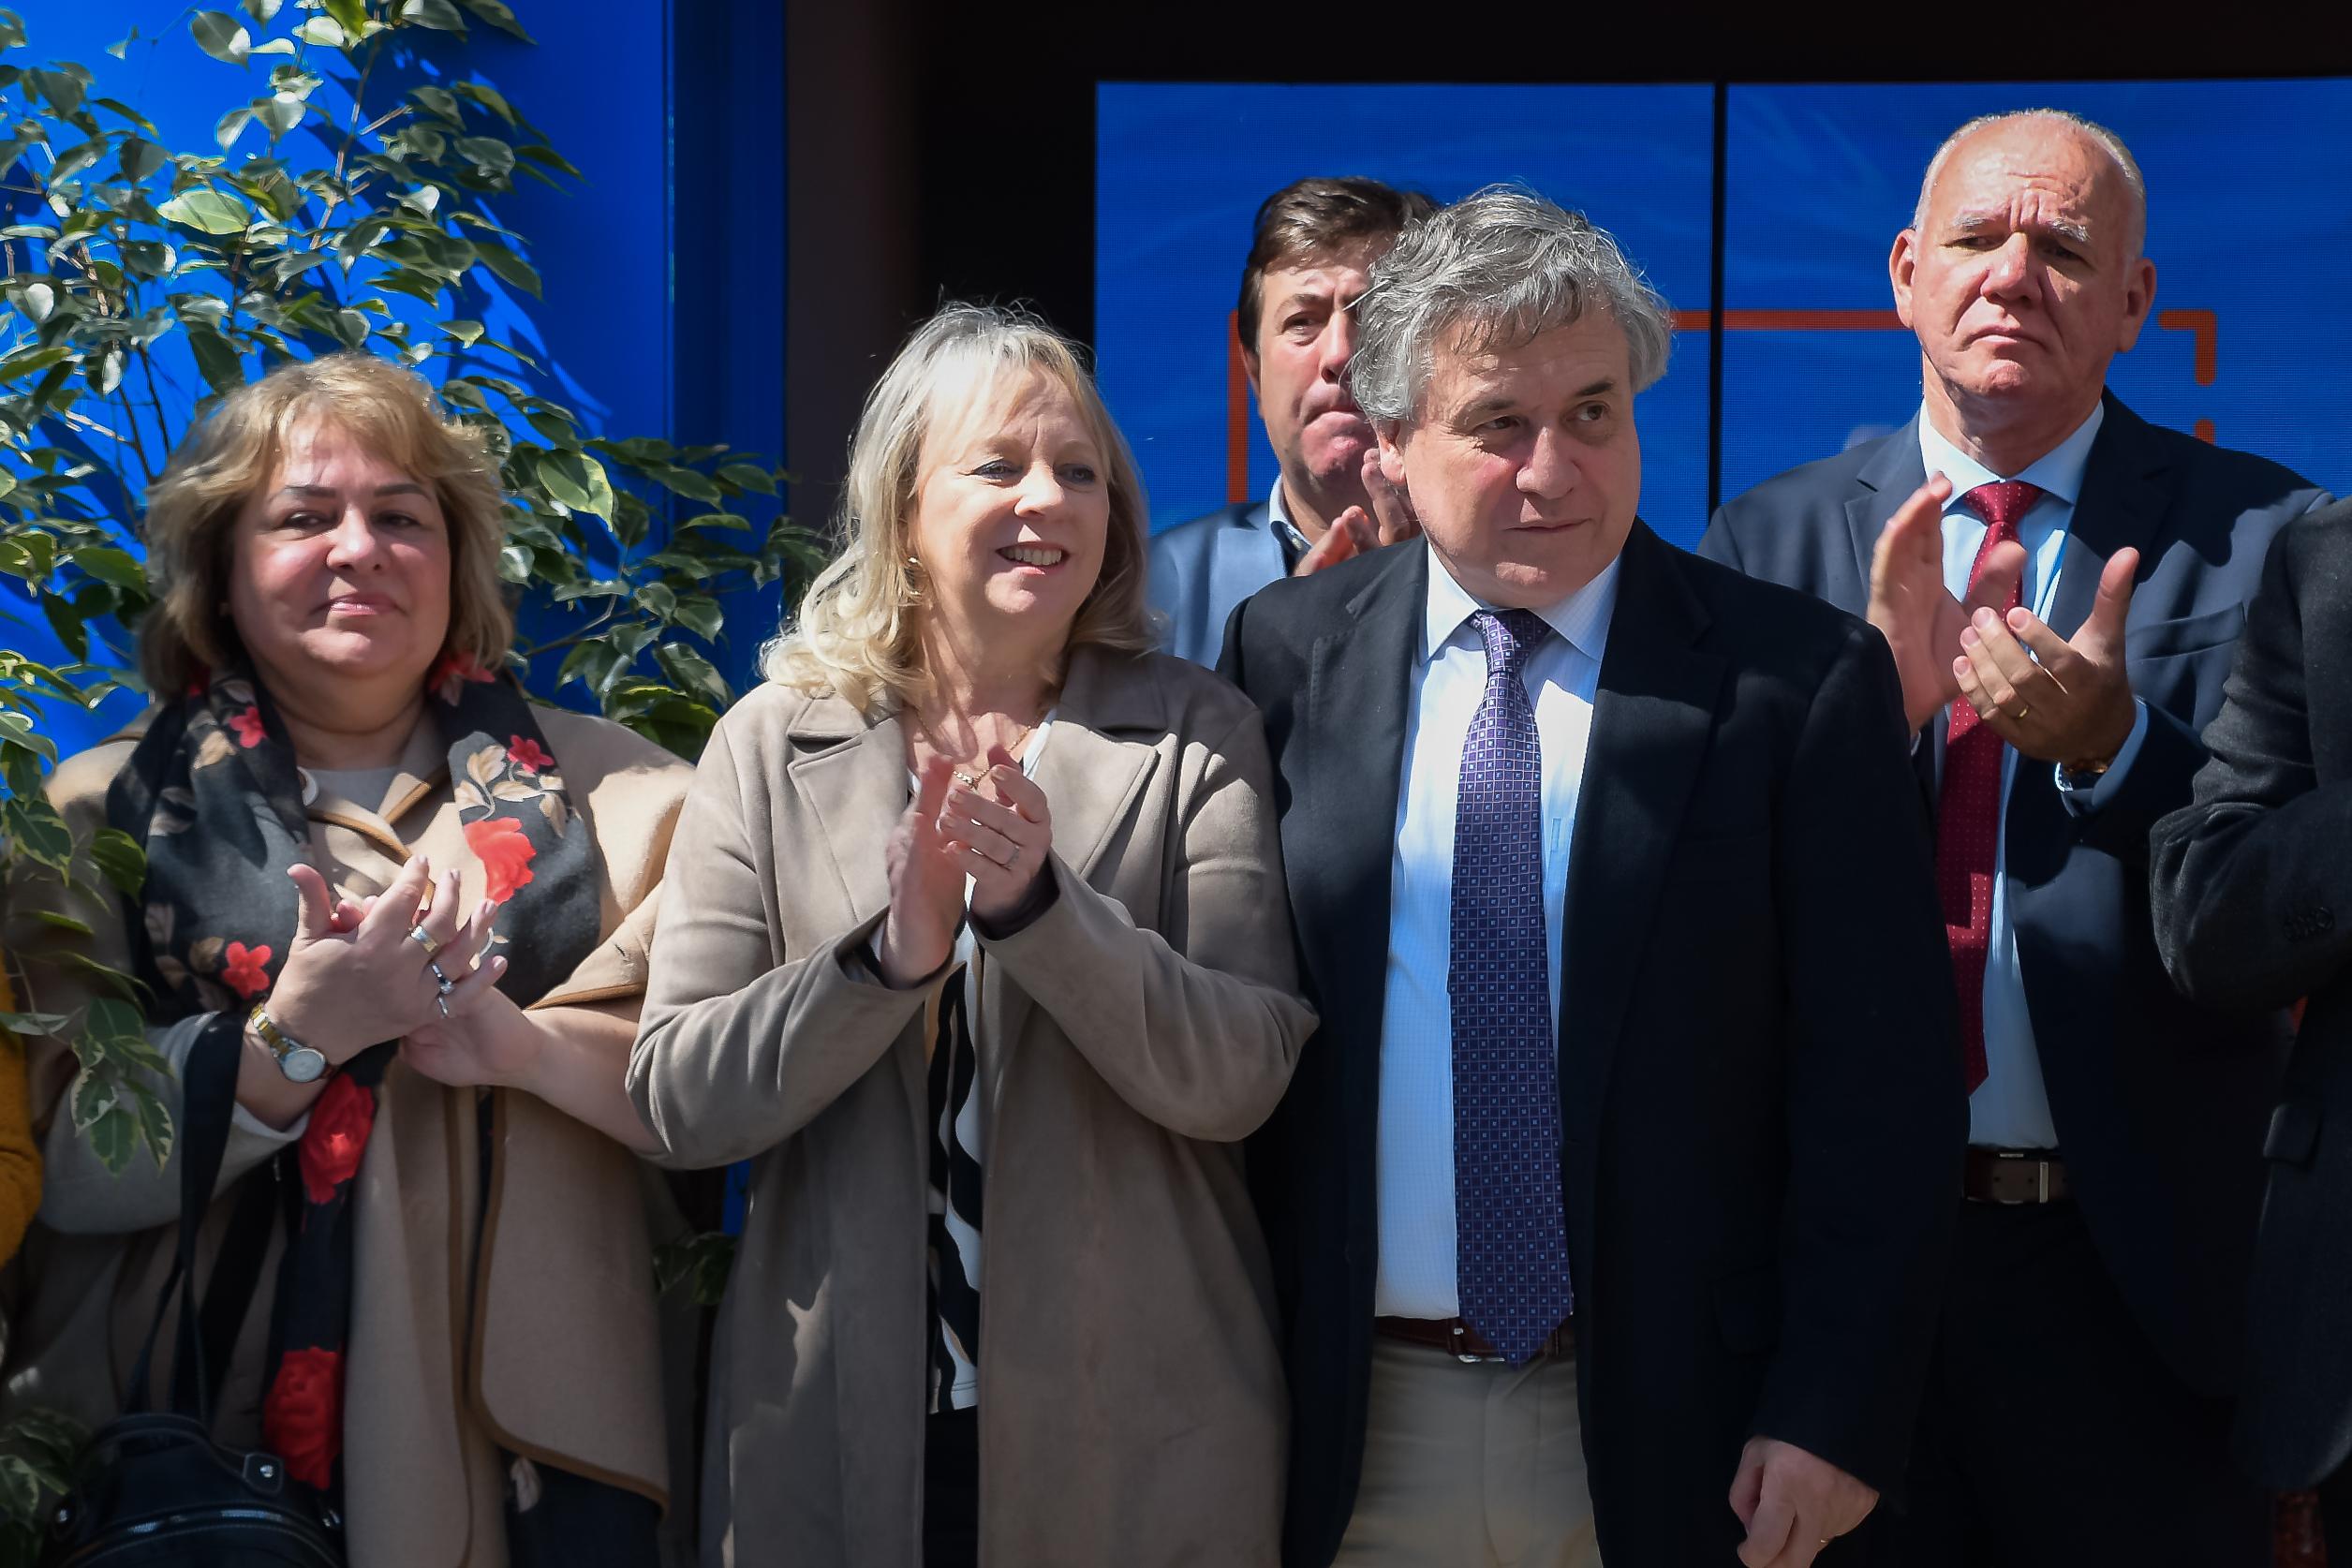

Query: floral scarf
[{"left": 105, "top": 656, "right": 603, "bottom": 1495}]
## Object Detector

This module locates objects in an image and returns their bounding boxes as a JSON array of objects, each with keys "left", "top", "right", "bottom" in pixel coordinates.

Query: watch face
[{"left": 279, "top": 1046, "right": 329, "bottom": 1085}]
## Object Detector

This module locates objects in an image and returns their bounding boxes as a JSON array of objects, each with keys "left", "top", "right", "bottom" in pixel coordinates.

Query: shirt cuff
[{"left": 2053, "top": 699, "right": 2150, "bottom": 810}]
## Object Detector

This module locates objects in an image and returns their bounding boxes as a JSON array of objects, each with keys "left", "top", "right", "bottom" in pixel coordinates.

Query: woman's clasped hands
[
  {"left": 268, "top": 851, "right": 500, "bottom": 1072},
  {"left": 875, "top": 746, "right": 1053, "bottom": 988}
]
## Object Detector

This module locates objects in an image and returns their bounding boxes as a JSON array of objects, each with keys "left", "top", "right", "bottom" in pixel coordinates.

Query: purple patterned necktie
[{"left": 1452, "top": 608, "right": 1576, "bottom": 1364}]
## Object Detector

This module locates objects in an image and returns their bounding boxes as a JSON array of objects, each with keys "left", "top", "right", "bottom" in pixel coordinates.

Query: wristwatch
[{"left": 246, "top": 1004, "right": 329, "bottom": 1084}]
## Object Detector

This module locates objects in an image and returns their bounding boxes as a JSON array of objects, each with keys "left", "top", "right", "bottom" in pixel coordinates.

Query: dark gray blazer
[
  {"left": 1146, "top": 500, "right": 1288, "bottom": 665},
  {"left": 2153, "top": 497, "right": 2352, "bottom": 1489},
  {"left": 1700, "top": 392, "right": 2332, "bottom": 1400}
]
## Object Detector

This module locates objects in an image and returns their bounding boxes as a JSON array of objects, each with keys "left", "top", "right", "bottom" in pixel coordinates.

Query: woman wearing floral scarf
[{"left": 2, "top": 353, "right": 688, "bottom": 1566}]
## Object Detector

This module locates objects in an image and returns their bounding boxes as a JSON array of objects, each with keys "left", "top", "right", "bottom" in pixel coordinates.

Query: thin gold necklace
[{"left": 913, "top": 709, "right": 1037, "bottom": 788}]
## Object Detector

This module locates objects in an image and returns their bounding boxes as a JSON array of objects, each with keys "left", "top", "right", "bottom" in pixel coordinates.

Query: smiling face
[
  {"left": 224, "top": 418, "right": 452, "bottom": 703},
  {"left": 908, "top": 368, "right": 1110, "bottom": 652},
  {"left": 1379, "top": 311, "right": 1642, "bottom": 610},
  {"left": 1893, "top": 118, "right": 2156, "bottom": 451},
  {"left": 1246, "top": 245, "right": 1383, "bottom": 511}
]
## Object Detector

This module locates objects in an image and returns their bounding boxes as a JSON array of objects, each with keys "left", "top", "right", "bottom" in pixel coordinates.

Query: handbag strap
[{"left": 125, "top": 1011, "right": 262, "bottom": 1423}]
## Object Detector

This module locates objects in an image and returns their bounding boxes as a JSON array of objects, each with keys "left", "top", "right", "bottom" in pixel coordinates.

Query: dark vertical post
[{"left": 1708, "top": 80, "right": 1728, "bottom": 520}]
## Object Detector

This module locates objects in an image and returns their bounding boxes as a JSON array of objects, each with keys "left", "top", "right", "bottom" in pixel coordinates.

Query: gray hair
[
  {"left": 1912, "top": 109, "right": 2148, "bottom": 260},
  {"left": 1347, "top": 185, "right": 1674, "bottom": 427}
]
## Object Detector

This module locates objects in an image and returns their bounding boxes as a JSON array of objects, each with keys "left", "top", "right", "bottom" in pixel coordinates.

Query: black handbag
[{"left": 41, "top": 1015, "right": 346, "bottom": 1566}]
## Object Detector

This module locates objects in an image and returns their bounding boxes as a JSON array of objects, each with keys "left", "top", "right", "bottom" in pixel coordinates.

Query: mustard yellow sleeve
[{"left": 0, "top": 954, "right": 47, "bottom": 1267}]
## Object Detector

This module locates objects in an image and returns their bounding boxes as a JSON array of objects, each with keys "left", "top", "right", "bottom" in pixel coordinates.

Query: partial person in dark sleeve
[{"left": 2153, "top": 498, "right": 2352, "bottom": 1557}]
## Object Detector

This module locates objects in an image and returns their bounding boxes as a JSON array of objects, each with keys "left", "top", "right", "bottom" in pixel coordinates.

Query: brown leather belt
[
  {"left": 1374, "top": 1315, "right": 1575, "bottom": 1363},
  {"left": 1963, "top": 1147, "right": 2070, "bottom": 1205}
]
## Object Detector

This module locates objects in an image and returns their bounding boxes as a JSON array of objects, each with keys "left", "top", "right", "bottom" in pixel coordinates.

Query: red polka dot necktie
[{"left": 1935, "top": 480, "right": 2044, "bottom": 1093}]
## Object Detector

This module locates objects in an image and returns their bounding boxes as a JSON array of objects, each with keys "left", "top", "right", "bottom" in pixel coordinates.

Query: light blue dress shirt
[
  {"left": 1918, "top": 405, "right": 2151, "bottom": 1150},
  {"left": 1373, "top": 547, "right": 1620, "bottom": 1320}
]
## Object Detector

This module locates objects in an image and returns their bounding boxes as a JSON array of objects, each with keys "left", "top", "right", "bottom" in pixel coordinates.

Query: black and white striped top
[{"left": 920, "top": 718, "right": 1053, "bottom": 1415}]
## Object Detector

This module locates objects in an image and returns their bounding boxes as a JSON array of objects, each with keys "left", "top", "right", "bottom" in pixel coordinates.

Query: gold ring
[
  {"left": 2012, "top": 703, "right": 2031, "bottom": 721},
  {"left": 407, "top": 924, "right": 442, "bottom": 956}
]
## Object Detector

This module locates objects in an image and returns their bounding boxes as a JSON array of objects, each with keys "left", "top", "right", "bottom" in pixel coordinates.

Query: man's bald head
[{"left": 1913, "top": 111, "right": 2147, "bottom": 261}]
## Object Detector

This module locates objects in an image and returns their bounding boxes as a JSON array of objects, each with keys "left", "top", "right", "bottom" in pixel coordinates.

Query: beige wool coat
[
  {"left": 4, "top": 703, "right": 689, "bottom": 1568},
  {"left": 629, "top": 645, "right": 1316, "bottom": 1568}
]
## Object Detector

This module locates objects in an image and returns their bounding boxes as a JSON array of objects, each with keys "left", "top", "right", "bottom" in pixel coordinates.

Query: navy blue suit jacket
[
  {"left": 1227, "top": 527, "right": 1962, "bottom": 1567},
  {"left": 1146, "top": 500, "right": 1288, "bottom": 665},
  {"left": 1700, "top": 392, "right": 2332, "bottom": 1398}
]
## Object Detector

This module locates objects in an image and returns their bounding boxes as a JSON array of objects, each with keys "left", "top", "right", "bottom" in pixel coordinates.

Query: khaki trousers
[{"left": 1333, "top": 1336, "right": 1601, "bottom": 1567}]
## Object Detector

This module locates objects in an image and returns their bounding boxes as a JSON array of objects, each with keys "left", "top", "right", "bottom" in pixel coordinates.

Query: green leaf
[
  {"left": 293, "top": 16, "right": 347, "bottom": 46},
  {"left": 254, "top": 96, "right": 304, "bottom": 137},
  {"left": 0, "top": 1012, "right": 70, "bottom": 1038},
  {"left": 1, "top": 799, "right": 73, "bottom": 870},
  {"left": 437, "top": 318, "right": 484, "bottom": 346},
  {"left": 468, "top": 237, "right": 540, "bottom": 296},
  {"left": 0, "top": 12, "right": 29, "bottom": 51},
  {"left": 452, "top": 81, "right": 517, "bottom": 126},
  {"left": 673, "top": 593, "right": 724, "bottom": 642},
  {"left": 452, "top": 136, "right": 514, "bottom": 178},
  {"left": 28, "top": 910, "right": 93, "bottom": 936},
  {"left": 157, "top": 187, "right": 248, "bottom": 234},
  {"left": 27, "top": 68, "right": 84, "bottom": 114},
  {"left": 323, "top": 0, "right": 371, "bottom": 37},
  {"left": 0, "top": 344, "right": 69, "bottom": 381},
  {"left": 185, "top": 323, "right": 244, "bottom": 394},
  {"left": 656, "top": 642, "right": 732, "bottom": 709},
  {"left": 48, "top": 135, "right": 109, "bottom": 184},
  {"left": 400, "top": 0, "right": 468, "bottom": 30},
  {"left": 681, "top": 510, "right": 752, "bottom": 533},
  {"left": 69, "top": 545, "right": 147, "bottom": 589},
  {"left": 93, "top": 96, "right": 161, "bottom": 136},
  {"left": 14, "top": 280, "right": 52, "bottom": 323},
  {"left": 130, "top": 1081, "right": 175, "bottom": 1169},
  {"left": 456, "top": 0, "right": 534, "bottom": 40},
  {"left": 717, "top": 463, "right": 776, "bottom": 496},
  {"left": 189, "top": 11, "right": 253, "bottom": 65},
  {"left": 73, "top": 1089, "right": 135, "bottom": 1175},
  {"left": 87, "top": 825, "right": 145, "bottom": 895},
  {"left": 118, "top": 136, "right": 166, "bottom": 182},
  {"left": 241, "top": 0, "right": 285, "bottom": 22}
]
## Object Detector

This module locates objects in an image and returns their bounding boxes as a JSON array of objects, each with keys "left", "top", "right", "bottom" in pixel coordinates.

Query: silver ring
[
  {"left": 429, "top": 960, "right": 454, "bottom": 995},
  {"left": 436, "top": 994, "right": 451, "bottom": 1018},
  {"left": 407, "top": 924, "right": 442, "bottom": 956}
]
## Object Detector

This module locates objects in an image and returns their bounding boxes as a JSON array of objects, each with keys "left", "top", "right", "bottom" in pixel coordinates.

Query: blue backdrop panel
[
  {"left": 1722, "top": 81, "right": 2352, "bottom": 504},
  {"left": 1096, "top": 83, "right": 1716, "bottom": 547}
]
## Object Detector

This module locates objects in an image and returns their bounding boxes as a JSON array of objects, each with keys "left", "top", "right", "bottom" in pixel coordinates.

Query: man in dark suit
[
  {"left": 1227, "top": 186, "right": 1963, "bottom": 1568},
  {"left": 2153, "top": 497, "right": 2352, "bottom": 1554},
  {"left": 1147, "top": 176, "right": 1434, "bottom": 662},
  {"left": 1700, "top": 109, "right": 2331, "bottom": 1566}
]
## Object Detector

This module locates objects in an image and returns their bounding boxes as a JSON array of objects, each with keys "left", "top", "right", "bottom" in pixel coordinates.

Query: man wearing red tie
[{"left": 1702, "top": 108, "right": 2332, "bottom": 1565}]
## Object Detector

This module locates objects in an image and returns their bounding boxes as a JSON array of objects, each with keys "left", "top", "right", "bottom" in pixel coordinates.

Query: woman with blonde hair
[
  {"left": 630, "top": 302, "right": 1314, "bottom": 1566},
  {"left": 5, "top": 351, "right": 688, "bottom": 1565}
]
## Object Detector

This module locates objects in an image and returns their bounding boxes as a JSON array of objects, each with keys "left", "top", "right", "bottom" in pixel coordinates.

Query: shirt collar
[
  {"left": 1916, "top": 399, "right": 2105, "bottom": 510},
  {"left": 1421, "top": 544, "right": 1622, "bottom": 670},
  {"left": 1266, "top": 479, "right": 1312, "bottom": 560}
]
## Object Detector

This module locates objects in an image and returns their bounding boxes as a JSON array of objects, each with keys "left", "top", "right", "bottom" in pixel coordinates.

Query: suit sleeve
[
  {"left": 1752, "top": 621, "right": 1966, "bottom": 1493},
  {"left": 627, "top": 717, "right": 934, "bottom": 1168},
  {"left": 1694, "top": 502, "right": 1747, "bottom": 571},
  {"left": 2152, "top": 520, "right": 2352, "bottom": 1011},
  {"left": 979, "top": 705, "right": 1316, "bottom": 1141}
]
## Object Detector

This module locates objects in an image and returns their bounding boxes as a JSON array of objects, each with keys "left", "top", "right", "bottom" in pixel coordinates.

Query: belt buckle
[
  {"left": 1990, "top": 1149, "right": 2051, "bottom": 1205},
  {"left": 1448, "top": 1323, "right": 1502, "bottom": 1365}
]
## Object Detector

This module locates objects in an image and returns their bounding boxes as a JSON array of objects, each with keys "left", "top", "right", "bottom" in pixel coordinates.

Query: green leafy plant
[{"left": 0, "top": 0, "right": 823, "bottom": 1184}]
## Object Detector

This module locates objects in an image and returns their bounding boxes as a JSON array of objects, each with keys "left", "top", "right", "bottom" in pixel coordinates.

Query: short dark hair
[{"left": 1236, "top": 176, "right": 1439, "bottom": 355}]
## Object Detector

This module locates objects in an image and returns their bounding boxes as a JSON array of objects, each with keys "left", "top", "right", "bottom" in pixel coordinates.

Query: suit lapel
[
  {"left": 2044, "top": 394, "right": 2172, "bottom": 641},
  {"left": 788, "top": 697, "right": 903, "bottom": 931},
  {"left": 1843, "top": 413, "right": 1928, "bottom": 608},
  {"left": 787, "top": 698, "right": 927, "bottom": 1141},
  {"left": 1558, "top": 525, "right": 1726, "bottom": 1200},
  {"left": 1296, "top": 543, "right": 1423, "bottom": 1244}
]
